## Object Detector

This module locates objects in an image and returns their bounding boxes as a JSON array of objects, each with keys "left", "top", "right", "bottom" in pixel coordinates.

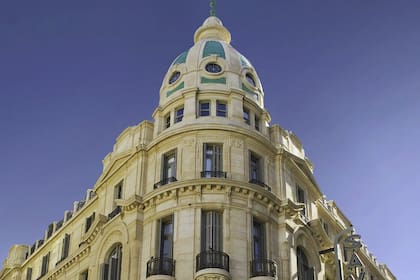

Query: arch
[
  {"left": 95, "top": 222, "right": 129, "bottom": 266},
  {"left": 101, "top": 243, "right": 123, "bottom": 280},
  {"left": 293, "top": 226, "right": 322, "bottom": 276},
  {"left": 203, "top": 40, "right": 226, "bottom": 58}
]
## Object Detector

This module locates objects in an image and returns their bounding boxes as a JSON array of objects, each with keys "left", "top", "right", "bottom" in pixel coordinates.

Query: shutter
[
  {"left": 63, "top": 234, "right": 70, "bottom": 258},
  {"left": 110, "top": 257, "right": 118, "bottom": 280},
  {"left": 101, "top": 263, "right": 109, "bottom": 280},
  {"left": 26, "top": 268, "right": 32, "bottom": 280}
]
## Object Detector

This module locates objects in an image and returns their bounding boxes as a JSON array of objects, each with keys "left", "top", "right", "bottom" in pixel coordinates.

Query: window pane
[
  {"left": 199, "top": 102, "right": 210, "bottom": 116},
  {"left": 216, "top": 101, "right": 227, "bottom": 117},
  {"left": 243, "top": 108, "right": 250, "bottom": 124},
  {"left": 163, "top": 151, "right": 176, "bottom": 179},
  {"left": 175, "top": 107, "right": 184, "bottom": 123},
  {"left": 201, "top": 211, "right": 222, "bottom": 251}
]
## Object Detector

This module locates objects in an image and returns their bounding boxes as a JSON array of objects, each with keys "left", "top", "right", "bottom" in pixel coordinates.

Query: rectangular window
[
  {"left": 85, "top": 212, "right": 95, "bottom": 233},
  {"left": 202, "top": 143, "right": 224, "bottom": 178},
  {"left": 61, "top": 234, "right": 71, "bottom": 260},
  {"left": 201, "top": 211, "right": 223, "bottom": 252},
  {"left": 80, "top": 270, "right": 89, "bottom": 280},
  {"left": 40, "top": 252, "right": 50, "bottom": 277},
  {"left": 165, "top": 114, "right": 171, "bottom": 128},
  {"left": 249, "top": 152, "right": 262, "bottom": 182},
  {"left": 255, "top": 115, "right": 260, "bottom": 131},
  {"left": 114, "top": 181, "right": 123, "bottom": 200},
  {"left": 216, "top": 101, "right": 227, "bottom": 117},
  {"left": 199, "top": 101, "right": 210, "bottom": 116},
  {"left": 252, "top": 219, "right": 266, "bottom": 261},
  {"left": 175, "top": 107, "right": 184, "bottom": 123},
  {"left": 296, "top": 185, "right": 307, "bottom": 217},
  {"left": 26, "top": 267, "right": 32, "bottom": 280},
  {"left": 163, "top": 150, "right": 177, "bottom": 180},
  {"left": 158, "top": 216, "right": 174, "bottom": 259},
  {"left": 243, "top": 107, "right": 250, "bottom": 124},
  {"left": 46, "top": 223, "right": 54, "bottom": 239}
]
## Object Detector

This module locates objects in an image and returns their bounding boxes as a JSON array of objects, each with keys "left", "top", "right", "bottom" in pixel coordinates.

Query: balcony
[
  {"left": 146, "top": 257, "right": 175, "bottom": 278},
  {"left": 154, "top": 177, "right": 177, "bottom": 189},
  {"left": 200, "top": 171, "right": 227, "bottom": 178},
  {"left": 249, "top": 179, "right": 271, "bottom": 192},
  {"left": 108, "top": 206, "right": 121, "bottom": 219},
  {"left": 196, "top": 250, "right": 230, "bottom": 272},
  {"left": 250, "top": 259, "right": 276, "bottom": 278}
]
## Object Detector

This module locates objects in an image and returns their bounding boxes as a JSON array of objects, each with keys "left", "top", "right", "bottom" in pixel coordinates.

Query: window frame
[
  {"left": 249, "top": 152, "right": 263, "bottom": 182},
  {"left": 202, "top": 143, "right": 223, "bottom": 178},
  {"left": 243, "top": 107, "right": 250, "bottom": 125},
  {"left": 216, "top": 100, "right": 227, "bottom": 117},
  {"left": 201, "top": 210, "right": 223, "bottom": 252},
  {"left": 252, "top": 218, "right": 267, "bottom": 261},
  {"left": 162, "top": 150, "right": 177, "bottom": 181},
  {"left": 199, "top": 101, "right": 211, "bottom": 117},
  {"left": 175, "top": 107, "right": 184, "bottom": 123},
  {"left": 165, "top": 113, "right": 171, "bottom": 128},
  {"left": 157, "top": 215, "right": 174, "bottom": 259}
]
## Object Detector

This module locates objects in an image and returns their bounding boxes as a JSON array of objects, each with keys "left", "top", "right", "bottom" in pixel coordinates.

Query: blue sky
[{"left": 1, "top": 1, "right": 419, "bottom": 278}]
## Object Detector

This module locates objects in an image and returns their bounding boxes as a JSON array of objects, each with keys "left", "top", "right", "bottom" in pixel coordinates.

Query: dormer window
[
  {"left": 205, "top": 63, "right": 222, "bottom": 73},
  {"left": 246, "top": 73, "right": 256, "bottom": 87},
  {"left": 168, "top": 71, "right": 180, "bottom": 84}
]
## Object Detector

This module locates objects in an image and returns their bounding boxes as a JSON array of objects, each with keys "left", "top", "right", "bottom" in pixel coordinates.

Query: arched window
[
  {"left": 101, "top": 244, "right": 122, "bottom": 280},
  {"left": 297, "top": 246, "right": 314, "bottom": 280}
]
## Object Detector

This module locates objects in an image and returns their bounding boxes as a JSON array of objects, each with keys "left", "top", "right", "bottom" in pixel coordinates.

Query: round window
[
  {"left": 169, "top": 71, "right": 181, "bottom": 84},
  {"left": 245, "top": 73, "right": 256, "bottom": 87},
  {"left": 205, "top": 63, "right": 222, "bottom": 73}
]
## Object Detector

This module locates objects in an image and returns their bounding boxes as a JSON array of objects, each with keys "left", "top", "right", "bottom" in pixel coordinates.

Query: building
[{"left": 0, "top": 10, "right": 396, "bottom": 280}]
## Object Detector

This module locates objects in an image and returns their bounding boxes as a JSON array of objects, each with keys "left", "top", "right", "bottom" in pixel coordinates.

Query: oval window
[
  {"left": 169, "top": 71, "right": 181, "bottom": 84},
  {"left": 205, "top": 63, "right": 222, "bottom": 73},
  {"left": 246, "top": 73, "right": 256, "bottom": 87}
]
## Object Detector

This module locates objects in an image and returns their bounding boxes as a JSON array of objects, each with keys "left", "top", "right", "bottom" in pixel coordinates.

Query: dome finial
[{"left": 210, "top": 0, "right": 216, "bottom": 16}]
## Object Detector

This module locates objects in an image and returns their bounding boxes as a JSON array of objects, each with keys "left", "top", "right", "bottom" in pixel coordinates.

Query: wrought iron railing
[
  {"left": 154, "top": 177, "right": 177, "bottom": 189},
  {"left": 146, "top": 257, "right": 175, "bottom": 277},
  {"left": 196, "top": 250, "right": 230, "bottom": 272},
  {"left": 200, "top": 171, "right": 227, "bottom": 178},
  {"left": 108, "top": 206, "right": 121, "bottom": 219},
  {"left": 249, "top": 179, "right": 272, "bottom": 192},
  {"left": 250, "top": 259, "right": 276, "bottom": 277}
]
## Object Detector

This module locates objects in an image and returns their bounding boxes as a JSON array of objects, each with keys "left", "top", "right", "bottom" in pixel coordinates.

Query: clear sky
[{"left": 1, "top": 1, "right": 419, "bottom": 279}]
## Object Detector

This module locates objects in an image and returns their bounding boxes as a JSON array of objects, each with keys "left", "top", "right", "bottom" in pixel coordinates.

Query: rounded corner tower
[
  {"left": 0, "top": 6, "right": 396, "bottom": 280},
  {"left": 153, "top": 15, "right": 270, "bottom": 138}
]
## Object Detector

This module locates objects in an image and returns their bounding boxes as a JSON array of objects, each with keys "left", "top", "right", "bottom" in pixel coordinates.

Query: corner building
[{"left": 1, "top": 15, "right": 396, "bottom": 280}]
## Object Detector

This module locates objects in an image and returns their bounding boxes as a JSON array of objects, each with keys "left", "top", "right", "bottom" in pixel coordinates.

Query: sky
[{"left": 1, "top": 1, "right": 419, "bottom": 279}]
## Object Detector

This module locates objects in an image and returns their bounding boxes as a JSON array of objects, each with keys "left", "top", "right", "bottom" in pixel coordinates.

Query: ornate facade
[{"left": 0, "top": 13, "right": 395, "bottom": 280}]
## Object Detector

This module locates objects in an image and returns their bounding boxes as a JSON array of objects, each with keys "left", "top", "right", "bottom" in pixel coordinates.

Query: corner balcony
[
  {"left": 154, "top": 177, "right": 177, "bottom": 189},
  {"left": 249, "top": 179, "right": 272, "bottom": 192},
  {"left": 146, "top": 257, "right": 175, "bottom": 280},
  {"left": 200, "top": 171, "right": 227, "bottom": 178},
  {"left": 250, "top": 259, "right": 277, "bottom": 279},
  {"left": 195, "top": 250, "right": 231, "bottom": 280}
]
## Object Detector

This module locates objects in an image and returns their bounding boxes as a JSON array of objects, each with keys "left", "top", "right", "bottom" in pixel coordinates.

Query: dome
[{"left": 159, "top": 16, "right": 265, "bottom": 109}]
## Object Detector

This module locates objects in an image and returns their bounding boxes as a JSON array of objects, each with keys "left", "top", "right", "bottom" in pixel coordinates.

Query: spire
[
  {"left": 210, "top": 0, "right": 216, "bottom": 16},
  {"left": 193, "top": 15, "right": 231, "bottom": 43}
]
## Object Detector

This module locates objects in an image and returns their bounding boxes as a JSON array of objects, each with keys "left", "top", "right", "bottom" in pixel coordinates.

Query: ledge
[
  {"left": 147, "top": 275, "right": 175, "bottom": 280},
  {"left": 195, "top": 268, "right": 231, "bottom": 280},
  {"left": 250, "top": 277, "right": 276, "bottom": 280}
]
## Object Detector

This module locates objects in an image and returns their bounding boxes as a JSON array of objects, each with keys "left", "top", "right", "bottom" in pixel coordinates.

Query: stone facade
[{"left": 0, "top": 14, "right": 395, "bottom": 280}]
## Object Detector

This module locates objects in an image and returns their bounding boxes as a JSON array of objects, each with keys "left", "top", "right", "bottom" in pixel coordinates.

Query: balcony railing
[
  {"left": 250, "top": 259, "right": 276, "bottom": 277},
  {"left": 196, "top": 250, "right": 230, "bottom": 272},
  {"left": 200, "top": 171, "right": 227, "bottom": 178},
  {"left": 146, "top": 257, "right": 175, "bottom": 277},
  {"left": 108, "top": 206, "right": 121, "bottom": 219},
  {"left": 249, "top": 179, "right": 272, "bottom": 192},
  {"left": 154, "top": 177, "right": 177, "bottom": 189}
]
